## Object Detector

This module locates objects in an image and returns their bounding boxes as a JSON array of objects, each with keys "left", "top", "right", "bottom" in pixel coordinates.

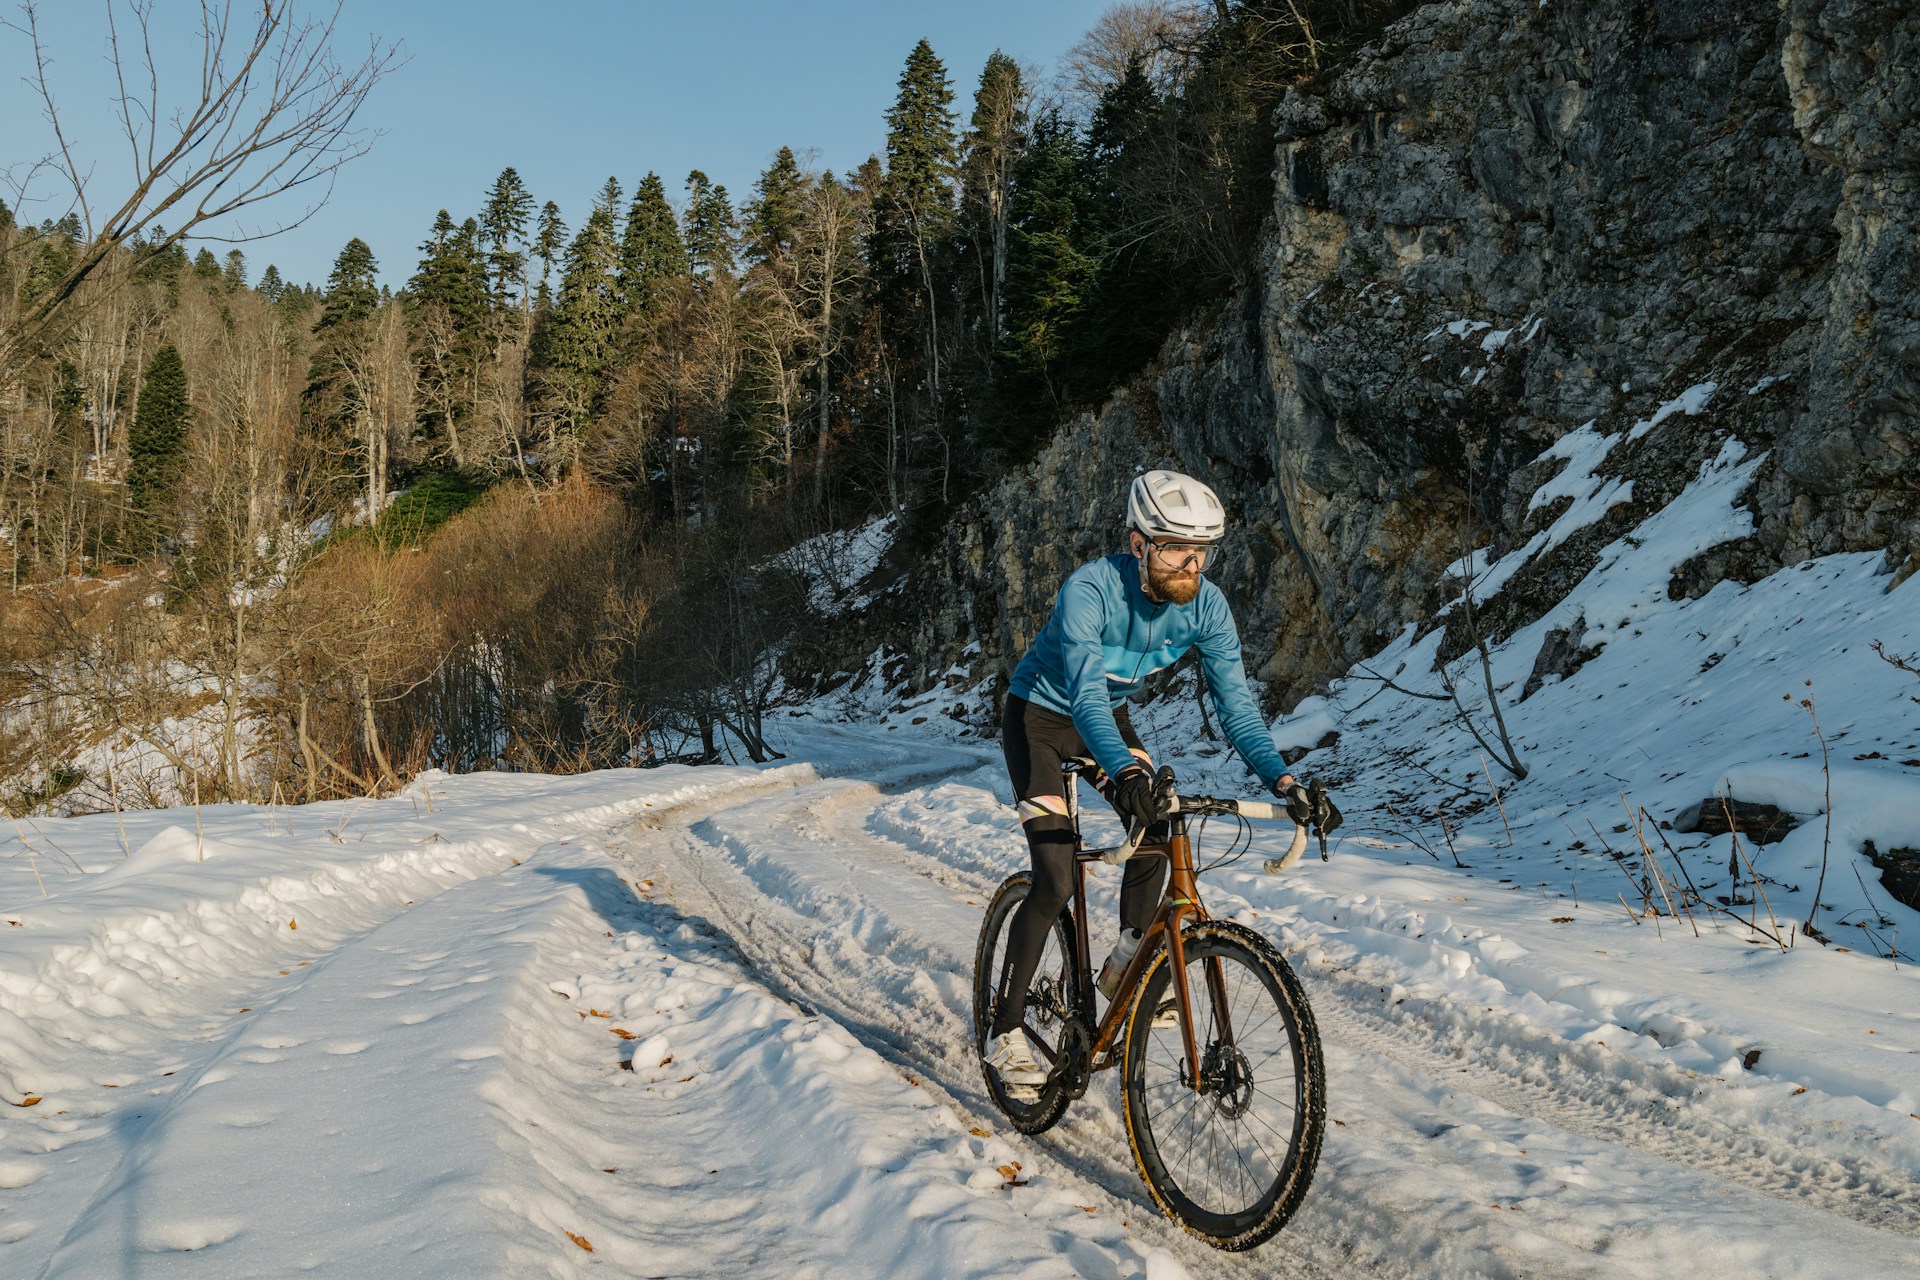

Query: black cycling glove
[
  {"left": 1273, "top": 778, "right": 1312, "bottom": 824},
  {"left": 1112, "top": 766, "right": 1164, "bottom": 829}
]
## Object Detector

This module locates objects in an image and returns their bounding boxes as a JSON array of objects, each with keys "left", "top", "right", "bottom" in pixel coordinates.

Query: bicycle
[{"left": 971, "top": 761, "right": 1328, "bottom": 1251}]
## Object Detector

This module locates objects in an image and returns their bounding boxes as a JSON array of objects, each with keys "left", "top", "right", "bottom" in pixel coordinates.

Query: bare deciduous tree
[
  {"left": 1056, "top": 1, "right": 1207, "bottom": 115},
  {"left": 0, "top": 0, "right": 399, "bottom": 366}
]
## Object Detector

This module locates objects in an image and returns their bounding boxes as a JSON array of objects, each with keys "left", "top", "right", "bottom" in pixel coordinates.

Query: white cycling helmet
[{"left": 1127, "top": 470, "right": 1226, "bottom": 544}]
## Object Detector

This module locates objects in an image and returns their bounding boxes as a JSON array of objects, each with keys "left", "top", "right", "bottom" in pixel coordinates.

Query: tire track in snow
[
  {"left": 630, "top": 769, "right": 1920, "bottom": 1277},
  {"left": 625, "top": 774, "right": 1404, "bottom": 1280},
  {"left": 1299, "top": 965, "right": 1920, "bottom": 1238},
  {"left": 0, "top": 760, "right": 885, "bottom": 1275},
  {"left": 879, "top": 782, "right": 1920, "bottom": 1243}
]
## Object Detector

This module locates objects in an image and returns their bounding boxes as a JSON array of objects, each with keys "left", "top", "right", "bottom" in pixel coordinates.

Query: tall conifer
[
  {"left": 961, "top": 52, "right": 1027, "bottom": 353},
  {"left": 126, "top": 343, "right": 191, "bottom": 545},
  {"left": 532, "top": 201, "right": 567, "bottom": 312},
  {"left": 683, "top": 170, "right": 738, "bottom": 279},
  {"left": 875, "top": 40, "right": 959, "bottom": 426},
  {"left": 480, "top": 167, "right": 534, "bottom": 307},
  {"left": 743, "top": 147, "right": 806, "bottom": 269},
  {"left": 619, "top": 172, "right": 688, "bottom": 315},
  {"left": 537, "top": 190, "right": 623, "bottom": 433}
]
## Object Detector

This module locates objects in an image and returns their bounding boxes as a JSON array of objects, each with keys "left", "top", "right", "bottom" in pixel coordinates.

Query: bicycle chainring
[{"left": 1058, "top": 1017, "right": 1094, "bottom": 1099}]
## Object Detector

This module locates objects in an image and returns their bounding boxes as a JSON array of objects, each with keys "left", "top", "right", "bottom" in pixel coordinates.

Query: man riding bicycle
[{"left": 985, "top": 469, "right": 1313, "bottom": 1092}]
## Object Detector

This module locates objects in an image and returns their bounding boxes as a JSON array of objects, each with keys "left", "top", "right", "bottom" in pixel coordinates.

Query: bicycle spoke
[{"left": 1249, "top": 1083, "right": 1300, "bottom": 1113}]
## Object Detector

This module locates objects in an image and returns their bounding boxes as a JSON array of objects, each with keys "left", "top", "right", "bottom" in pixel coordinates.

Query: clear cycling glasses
[{"left": 1145, "top": 540, "right": 1213, "bottom": 570}]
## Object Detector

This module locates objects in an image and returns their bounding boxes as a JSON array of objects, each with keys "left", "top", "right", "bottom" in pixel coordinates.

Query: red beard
[{"left": 1146, "top": 563, "right": 1200, "bottom": 605}]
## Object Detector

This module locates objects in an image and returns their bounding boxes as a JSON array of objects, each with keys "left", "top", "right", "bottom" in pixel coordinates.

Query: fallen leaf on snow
[
  {"left": 1791, "top": 1086, "right": 1808, "bottom": 1096},
  {"left": 288, "top": 918, "right": 297, "bottom": 930},
  {"left": 13, "top": 1095, "right": 43, "bottom": 1107},
  {"left": 610, "top": 1028, "right": 636, "bottom": 1039},
  {"left": 997, "top": 1161, "right": 1029, "bottom": 1188},
  {"left": 969, "top": 1126, "right": 992, "bottom": 1138},
  {"left": 1550, "top": 917, "right": 1574, "bottom": 924},
  {"left": 565, "top": 1231, "right": 593, "bottom": 1252}
]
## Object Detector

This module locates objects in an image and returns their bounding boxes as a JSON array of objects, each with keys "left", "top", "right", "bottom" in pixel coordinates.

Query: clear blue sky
[{"left": 4, "top": 0, "right": 1119, "bottom": 289}]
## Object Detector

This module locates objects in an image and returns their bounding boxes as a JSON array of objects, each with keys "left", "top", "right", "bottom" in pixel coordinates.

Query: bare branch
[{"left": 0, "top": 0, "right": 401, "bottom": 365}]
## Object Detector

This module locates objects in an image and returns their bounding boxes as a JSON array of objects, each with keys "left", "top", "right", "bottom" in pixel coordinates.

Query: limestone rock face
[{"left": 833, "top": 0, "right": 1917, "bottom": 713}]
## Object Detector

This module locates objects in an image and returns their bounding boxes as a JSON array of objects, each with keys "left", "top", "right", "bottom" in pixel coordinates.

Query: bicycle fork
[{"left": 1078, "top": 817, "right": 1237, "bottom": 1094}]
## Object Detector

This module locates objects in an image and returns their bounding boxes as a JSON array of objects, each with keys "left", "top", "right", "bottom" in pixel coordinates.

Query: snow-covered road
[
  {"left": 622, "top": 734, "right": 1920, "bottom": 1279},
  {"left": 4, "top": 723, "right": 1919, "bottom": 1278}
]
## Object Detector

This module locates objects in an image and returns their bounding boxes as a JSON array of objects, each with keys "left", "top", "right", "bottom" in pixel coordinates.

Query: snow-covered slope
[{"left": 3, "top": 439, "right": 1918, "bottom": 1275}]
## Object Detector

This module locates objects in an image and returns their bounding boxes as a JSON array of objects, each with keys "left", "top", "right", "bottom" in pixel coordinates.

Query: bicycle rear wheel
[
  {"left": 972, "top": 872, "right": 1080, "bottom": 1134},
  {"left": 1122, "top": 921, "right": 1324, "bottom": 1250}
]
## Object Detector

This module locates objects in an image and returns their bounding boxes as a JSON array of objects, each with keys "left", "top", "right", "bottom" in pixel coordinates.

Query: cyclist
[{"left": 984, "top": 469, "right": 1312, "bottom": 1092}]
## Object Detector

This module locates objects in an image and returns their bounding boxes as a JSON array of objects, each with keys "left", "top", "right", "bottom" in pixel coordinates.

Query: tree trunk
[{"left": 359, "top": 673, "right": 399, "bottom": 790}]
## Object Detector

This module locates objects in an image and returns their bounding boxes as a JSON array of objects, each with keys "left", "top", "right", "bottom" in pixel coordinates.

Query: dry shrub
[
  {"left": 265, "top": 528, "right": 439, "bottom": 798},
  {"left": 380, "top": 474, "right": 645, "bottom": 772}
]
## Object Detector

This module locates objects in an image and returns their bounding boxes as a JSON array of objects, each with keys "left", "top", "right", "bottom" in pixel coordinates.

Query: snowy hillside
[{"left": 4, "top": 432, "right": 1920, "bottom": 1275}]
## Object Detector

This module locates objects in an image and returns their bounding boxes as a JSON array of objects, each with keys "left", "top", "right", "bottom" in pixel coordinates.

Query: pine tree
[
  {"left": 304, "top": 238, "right": 382, "bottom": 481},
  {"left": 882, "top": 41, "right": 959, "bottom": 231},
  {"left": 314, "top": 237, "right": 381, "bottom": 335},
  {"left": 874, "top": 40, "right": 959, "bottom": 430},
  {"left": 480, "top": 166, "right": 534, "bottom": 308},
  {"left": 258, "top": 263, "right": 285, "bottom": 303},
  {"left": 995, "top": 109, "right": 1097, "bottom": 440},
  {"left": 126, "top": 343, "right": 192, "bottom": 546},
  {"left": 191, "top": 247, "right": 220, "bottom": 279},
  {"left": 1078, "top": 57, "right": 1178, "bottom": 384},
  {"left": 135, "top": 222, "right": 188, "bottom": 290},
  {"left": 535, "top": 190, "right": 623, "bottom": 437},
  {"left": 532, "top": 201, "right": 567, "bottom": 312},
  {"left": 619, "top": 171, "right": 688, "bottom": 316},
  {"left": 683, "top": 170, "right": 738, "bottom": 279},
  {"left": 961, "top": 52, "right": 1027, "bottom": 354},
  {"left": 743, "top": 146, "right": 806, "bottom": 269},
  {"left": 409, "top": 211, "right": 490, "bottom": 462},
  {"left": 222, "top": 249, "right": 247, "bottom": 291},
  {"left": 409, "top": 211, "right": 489, "bottom": 327}
]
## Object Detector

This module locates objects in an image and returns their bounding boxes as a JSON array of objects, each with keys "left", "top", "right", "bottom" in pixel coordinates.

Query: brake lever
[
  {"left": 1308, "top": 780, "right": 1342, "bottom": 861},
  {"left": 1105, "top": 770, "right": 1180, "bottom": 866}
]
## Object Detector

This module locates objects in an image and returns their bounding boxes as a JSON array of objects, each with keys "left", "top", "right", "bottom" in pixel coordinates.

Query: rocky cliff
[{"left": 839, "top": 0, "right": 1917, "bottom": 717}]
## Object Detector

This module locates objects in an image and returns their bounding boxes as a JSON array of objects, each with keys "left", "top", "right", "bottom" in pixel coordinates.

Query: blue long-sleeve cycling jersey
[{"left": 1009, "top": 553, "right": 1289, "bottom": 789}]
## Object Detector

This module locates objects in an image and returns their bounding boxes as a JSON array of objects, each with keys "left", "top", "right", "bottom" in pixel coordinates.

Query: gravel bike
[{"left": 972, "top": 761, "right": 1327, "bottom": 1251}]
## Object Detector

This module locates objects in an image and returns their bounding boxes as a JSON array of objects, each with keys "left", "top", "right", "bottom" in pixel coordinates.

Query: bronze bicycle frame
[{"left": 1064, "top": 785, "right": 1237, "bottom": 1093}]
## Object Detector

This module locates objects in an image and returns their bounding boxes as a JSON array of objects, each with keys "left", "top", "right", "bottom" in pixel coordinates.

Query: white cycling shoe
[{"left": 984, "top": 1030, "right": 1049, "bottom": 1096}]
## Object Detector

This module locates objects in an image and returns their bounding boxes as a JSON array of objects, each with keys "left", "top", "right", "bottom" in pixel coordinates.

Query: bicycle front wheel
[{"left": 1122, "top": 921, "right": 1324, "bottom": 1250}]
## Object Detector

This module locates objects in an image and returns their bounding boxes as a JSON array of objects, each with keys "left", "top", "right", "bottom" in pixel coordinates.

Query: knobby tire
[
  {"left": 972, "top": 872, "right": 1080, "bottom": 1135},
  {"left": 1121, "top": 920, "right": 1325, "bottom": 1250}
]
